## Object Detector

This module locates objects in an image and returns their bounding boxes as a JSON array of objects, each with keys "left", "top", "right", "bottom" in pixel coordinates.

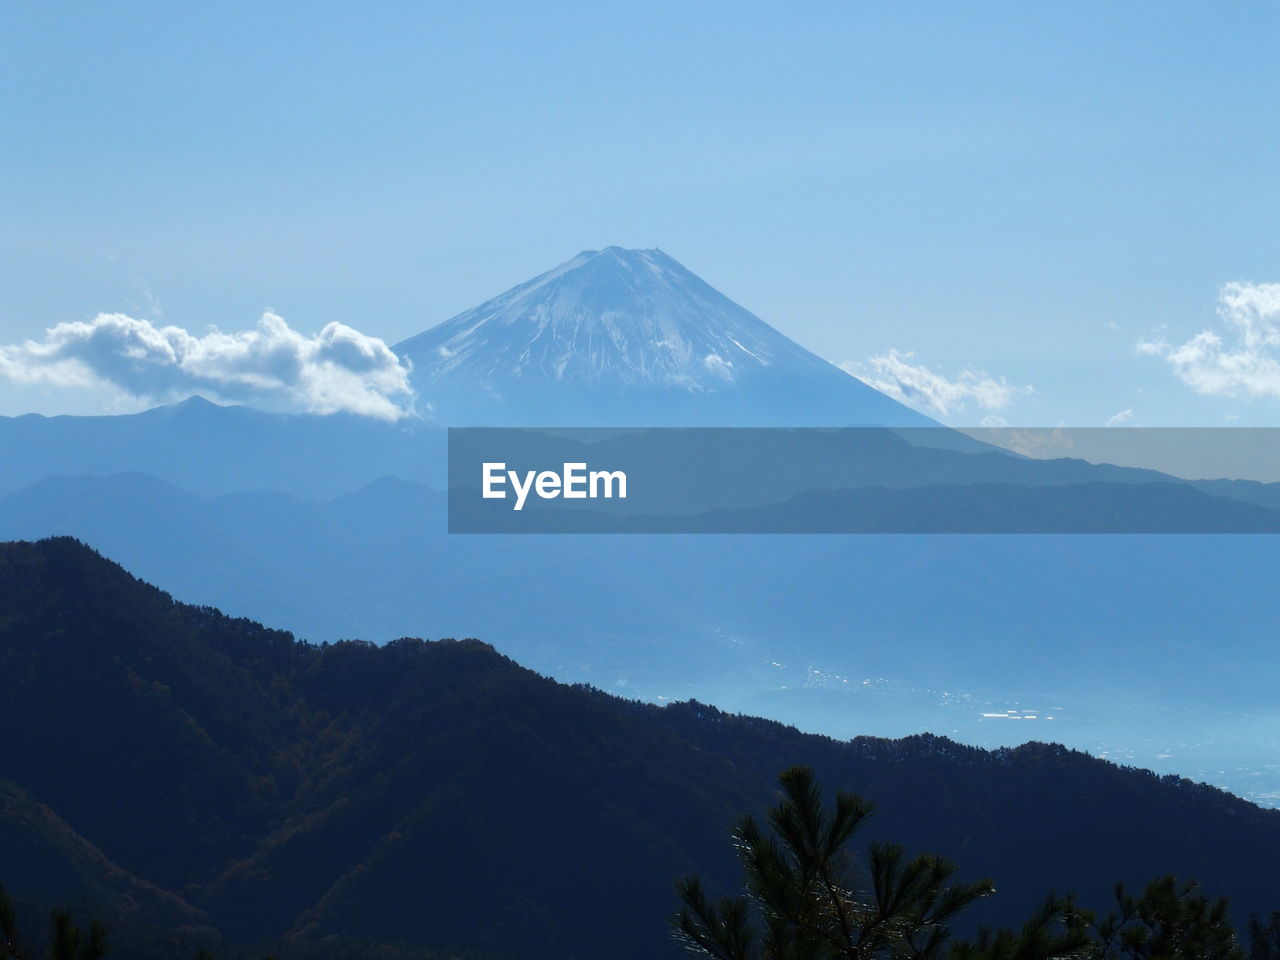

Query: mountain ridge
[
  {"left": 2, "top": 536, "right": 1280, "bottom": 960},
  {"left": 8, "top": 470, "right": 1280, "bottom": 809},
  {"left": 396, "top": 247, "right": 934, "bottom": 426},
  {"left": 0, "top": 396, "right": 444, "bottom": 498}
]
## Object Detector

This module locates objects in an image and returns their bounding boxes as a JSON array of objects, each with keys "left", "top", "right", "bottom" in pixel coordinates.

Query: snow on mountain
[{"left": 396, "top": 247, "right": 934, "bottom": 426}]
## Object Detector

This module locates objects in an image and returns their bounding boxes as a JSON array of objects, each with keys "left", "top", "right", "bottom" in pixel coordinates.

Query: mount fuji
[{"left": 396, "top": 247, "right": 934, "bottom": 426}]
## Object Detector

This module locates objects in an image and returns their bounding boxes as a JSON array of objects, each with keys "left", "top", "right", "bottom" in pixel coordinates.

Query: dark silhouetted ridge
[{"left": 2, "top": 537, "right": 1279, "bottom": 960}]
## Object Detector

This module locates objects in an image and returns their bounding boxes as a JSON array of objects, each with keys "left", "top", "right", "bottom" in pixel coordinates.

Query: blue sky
[{"left": 2, "top": 1, "right": 1278, "bottom": 424}]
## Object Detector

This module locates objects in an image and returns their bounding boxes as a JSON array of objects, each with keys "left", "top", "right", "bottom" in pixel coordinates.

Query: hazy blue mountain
[
  {"left": 454, "top": 480, "right": 1280, "bottom": 532},
  {"left": 6, "top": 248, "right": 1280, "bottom": 807},
  {"left": 3, "top": 537, "right": 1280, "bottom": 960},
  {"left": 396, "top": 247, "right": 936, "bottom": 426},
  {"left": 0, "top": 242, "right": 948, "bottom": 501},
  {"left": 0, "top": 396, "right": 444, "bottom": 498},
  {"left": 5, "top": 472, "right": 1280, "bottom": 804}
]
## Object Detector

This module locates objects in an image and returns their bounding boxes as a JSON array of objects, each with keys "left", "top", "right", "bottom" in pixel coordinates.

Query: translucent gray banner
[{"left": 448, "top": 427, "right": 1280, "bottom": 533}]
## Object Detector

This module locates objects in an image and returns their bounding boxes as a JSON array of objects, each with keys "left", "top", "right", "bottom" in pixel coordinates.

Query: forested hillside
[{"left": 2, "top": 538, "right": 1278, "bottom": 960}]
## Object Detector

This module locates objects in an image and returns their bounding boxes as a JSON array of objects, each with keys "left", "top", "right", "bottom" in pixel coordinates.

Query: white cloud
[
  {"left": 841, "top": 349, "right": 1031, "bottom": 417},
  {"left": 702, "top": 352, "right": 735, "bottom": 381},
  {"left": 1105, "top": 408, "right": 1135, "bottom": 427},
  {"left": 1141, "top": 282, "right": 1280, "bottom": 399},
  {"left": 0, "top": 311, "right": 415, "bottom": 420}
]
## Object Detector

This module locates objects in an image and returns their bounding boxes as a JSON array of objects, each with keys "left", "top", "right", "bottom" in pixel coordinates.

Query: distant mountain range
[
  {"left": 456, "top": 479, "right": 1280, "bottom": 533},
  {"left": 2, "top": 538, "right": 1278, "bottom": 960},
  {"left": 0, "top": 395, "right": 443, "bottom": 499},
  {"left": 0, "top": 248, "right": 933, "bottom": 494},
  {"left": 4, "top": 471, "right": 1280, "bottom": 805},
  {"left": 396, "top": 247, "right": 933, "bottom": 426},
  {"left": 3, "top": 247, "right": 1279, "bottom": 834}
]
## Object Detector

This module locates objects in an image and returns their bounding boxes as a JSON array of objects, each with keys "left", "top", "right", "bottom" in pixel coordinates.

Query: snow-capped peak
[
  {"left": 394, "top": 247, "right": 932, "bottom": 426},
  {"left": 397, "top": 247, "right": 837, "bottom": 391}
]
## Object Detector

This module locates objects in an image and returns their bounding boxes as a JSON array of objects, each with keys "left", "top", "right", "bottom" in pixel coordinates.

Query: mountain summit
[{"left": 396, "top": 247, "right": 932, "bottom": 425}]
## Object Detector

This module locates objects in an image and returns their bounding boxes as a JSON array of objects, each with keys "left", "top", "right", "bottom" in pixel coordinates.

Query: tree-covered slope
[{"left": 1, "top": 538, "right": 1278, "bottom": 960}]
